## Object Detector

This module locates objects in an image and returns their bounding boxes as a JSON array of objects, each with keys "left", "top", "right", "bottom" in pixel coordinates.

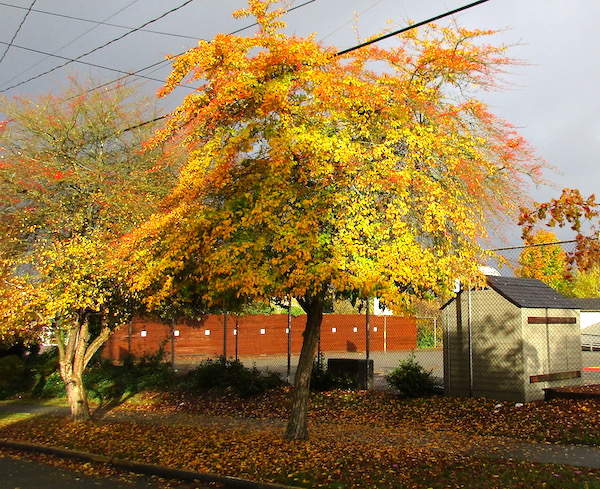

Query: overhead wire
[
  {"left": 0, "top": 0, "right": 491, "bottom": 134},
  {"left": 0, "top": 0, "right": 37, "bottom": 65},
  {"left": 0, "top": 0, "right": 140, "bottom": 89},
  {"left": 0, "top": 1, "right": 201, "bottom": 41},
  {"left": 336, "top": 0, "right": 491, "bottom": 56},
  {"left": 0, "top": 0, "right": 317, "bottom": 96},
  {"left": 121, "top": 0, "right": 493, "bottom": 133},
  {"left": 0, "top": 0, "right": 198, "bottom": 93},
  {"left": 58, "top": 0, "right": 319, "bottom": 100},
  {"left": 0, "top": 40, "right": 172, "bottom": 85},
  {"left": 0, "top": 0, "right": 318, "bottom": 96}
]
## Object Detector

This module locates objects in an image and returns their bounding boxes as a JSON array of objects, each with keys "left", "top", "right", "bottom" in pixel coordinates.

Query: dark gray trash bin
[{"left": 327, "top": 358, "right": 373, "bottom": 389}]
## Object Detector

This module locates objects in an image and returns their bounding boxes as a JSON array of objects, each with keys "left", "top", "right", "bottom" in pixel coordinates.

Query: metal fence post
[
  {"left": 234, "top": 316, "right": 239, "bottom": 361},
  {"left": 127, "top": 320, "right": 132, "bottom": 357},
  {"left": 223, "top": 311, "right": 228, "bottom": 359},
  {"left": 170, "top": 317, "right": 176, "bottom": 369},
  {"left": 365, "top": 298, "right": 371, "bottom": 389},
  {"left": 287, "top": 299, "right": 292, "bottom": 382}
]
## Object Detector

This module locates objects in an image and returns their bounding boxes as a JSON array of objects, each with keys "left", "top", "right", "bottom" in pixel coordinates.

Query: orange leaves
[
  {"left": 519, "top": 188, "right": 600, "bottom": 272},
  {"left": 1, "top": 392, "right": 599, "bottom": 488},
  {"left": 128, "top": 0, "right": 549, "bottom": 316},
  {"left": 233, "top": 0, "right": 288, "bottom": 36},
  {"left": 516, "top": 229, "right": 570, "bottom": 292}
]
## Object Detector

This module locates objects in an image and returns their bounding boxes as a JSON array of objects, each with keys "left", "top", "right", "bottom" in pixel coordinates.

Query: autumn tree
[
  {"left": 570, "top": 265, "right": 600, "bottom": 297},
  {"left": 519, "top": 188, "right": 600, "bottom": 272},
  {"left": 515, "top": 229, "right": 570, "bottom": 294},
  {"left": 126, "top": 0, "right": 544, "bottom": 439},
  {"left": 0, "top": 78, "right": 176, "bottom": 421}
]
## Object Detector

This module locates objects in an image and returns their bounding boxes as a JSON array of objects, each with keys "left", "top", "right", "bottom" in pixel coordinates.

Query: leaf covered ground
[
  {"left": 128, "top": 387, "right": 600, "bottom": 446},
  {"left": 1, "top": 389, "right": 599, "bottom": 488}
]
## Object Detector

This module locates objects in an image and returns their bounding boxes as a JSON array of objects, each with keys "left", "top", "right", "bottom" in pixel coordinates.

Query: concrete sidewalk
[
  {"left": 468, "top": 436, "right": 600, "bottom": 469},
  {"left": 0, "top": 402, "right": 69, "bottom": 415}
]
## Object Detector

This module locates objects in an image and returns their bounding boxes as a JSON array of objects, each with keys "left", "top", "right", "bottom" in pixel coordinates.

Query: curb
[{"left": 0, "top": 438, "right": 296, "bottom": 489}]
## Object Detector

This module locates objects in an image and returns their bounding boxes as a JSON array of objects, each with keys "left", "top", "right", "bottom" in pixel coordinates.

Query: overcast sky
[{"left": 1, "top": 0, "right": 598, "bottom": 244}]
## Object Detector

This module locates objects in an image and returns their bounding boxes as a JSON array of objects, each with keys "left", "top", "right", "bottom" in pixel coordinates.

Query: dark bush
[
  {"left": 0, "top": 355, "right": 26, "bottom": 398},
  {"left": 31, "top": 348, "right": 60, "bottom": 397},
  {"left": 183, "top": 356, "right": 283, "bottom": 397},
  {"left": 0, "top": 348, "right": 59, "bottom": 399},
  {"left": 40, "top": 371, "right": 66, "bottom": 398},
  {"left": 385, "top": 353, "right": 436, "bottom": 397},
  {"left": 84, "top": 349, "right": 174, "bottom": 406}
]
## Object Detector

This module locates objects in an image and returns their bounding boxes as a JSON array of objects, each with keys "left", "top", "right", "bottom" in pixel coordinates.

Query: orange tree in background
[
  {"left": 519, "top": 188, "right": 600, "bottom": 297},
  {"left": 0, "top": 79, "right": 177, "bottom": 421},
  {"left": 515, "top": 229, "right": 570, "bottom": 294},
  {"left": 519, "top": 188, "right": 600, "bottom": 273},
  {"left": 126, "top": 0, "right": 545, "bottom": 440}
]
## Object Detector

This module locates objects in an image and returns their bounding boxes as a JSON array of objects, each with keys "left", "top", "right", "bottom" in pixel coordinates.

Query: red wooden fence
[{"left": 102, "top": 314, "right": 417, "bottom": 363}]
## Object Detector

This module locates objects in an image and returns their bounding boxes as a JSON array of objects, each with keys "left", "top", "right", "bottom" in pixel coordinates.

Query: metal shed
[{"left": 442, "top": 276, "right": 582, "bottom": 402}]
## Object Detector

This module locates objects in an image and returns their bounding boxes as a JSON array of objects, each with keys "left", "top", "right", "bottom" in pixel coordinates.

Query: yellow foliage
[{"left": 127, "top": 0, "right": 544, "bottom": 313}]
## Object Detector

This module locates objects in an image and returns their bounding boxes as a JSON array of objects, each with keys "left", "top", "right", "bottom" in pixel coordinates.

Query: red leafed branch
[{"left": 519, "top": 188, "right": 600, "bottom": 270}]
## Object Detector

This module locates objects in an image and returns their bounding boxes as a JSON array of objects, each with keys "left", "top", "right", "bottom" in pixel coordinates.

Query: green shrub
[
  {"left": 30, "top": 349, "right": 60, "bottom": 397},
  {"left": 0, "top": 348, "right": 61, "bottom": 399},
  {"left": 417, "top": 329, "right": 436, "bottom": 348},
  {"left": 184, "top": 356, "right": 283, "bottom": 397},
  {"left": 41, "top": 371, "right": 66, "bottom": 398},
  {"left": 385, "top": 353, "right": 436, "bottom": 397},
  {"left": 84, "top": 350, "right": 174, "bottom": 405},
  {"left": 0, "top": 355, "right": 26, "bottom": 398}
]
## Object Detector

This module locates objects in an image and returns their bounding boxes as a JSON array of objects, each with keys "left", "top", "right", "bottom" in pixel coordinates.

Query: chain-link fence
[
  {"left": 104, "top": 299, "right": 441, "bottom": 389},
  {"left": 474, "top": 241, "right": 600, "bottom": 399},
  {"left": 103, "top": 240, "right": 599, "bottom": 400}
]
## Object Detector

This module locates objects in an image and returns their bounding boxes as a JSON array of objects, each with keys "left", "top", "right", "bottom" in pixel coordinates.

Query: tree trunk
[
  {"left": 56, "top": 314, "right": 112, "bottom": 422},
  {"left": 284, "top": 295, "right": 324, "bottom": 440},
  {"left": 63, "top": 369, "right": 91, "bottom": 422}
]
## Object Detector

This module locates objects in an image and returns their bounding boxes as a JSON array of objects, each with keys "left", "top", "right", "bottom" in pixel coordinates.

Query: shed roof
[
  {"left": 572, "top": 297, "right": 600, "bottom": 311},
  {"left": 486, "top": 275, "right": 578, "bottom": 309}
]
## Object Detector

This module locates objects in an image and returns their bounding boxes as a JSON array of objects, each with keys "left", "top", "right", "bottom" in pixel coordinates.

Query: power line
[
  {"left": 491, "top": 241, "right": 576, "bottom": 252},
  {"left": 0, "top": 0, "right": 140, "bottom": 89},
  {"left": 0, "top": 40, "right": 172, "bottom": 85},
  {"left": 0, "top": 0, "right": 198, "bottom": 93},
  {"left": 62, "top": 0, "right": 320, "bottom": 100},
  {"left": 336, "top": 0, "right": 492, "bottom": 56},
  {"left": 0, "top": 1, "right": 201, "bottom": 41},
  {"left": 0, "top": 0, "right": 318, "bottom": 97},
  {"left": 100, "top": 0, "right": 319, "bottom": 91},
  {"left": 122, "top": 0, "right": 493, "bottom": 132},
  {"left": 0, "top": 0, "right": 37, "bottom": 65}
]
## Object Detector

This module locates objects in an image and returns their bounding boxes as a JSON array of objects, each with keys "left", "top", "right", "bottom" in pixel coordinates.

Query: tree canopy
[
  {"left": 519, "top": 188, "right": 600, "bottom": 272},
  {"left": 0, "top": 78, "right": 177, "bottom": 419},
  {"left": 129, "top": 1, "right": 543, "bottom": 310},
  {"left": 125, "top": 0, "right": 545, "bottom": 438},
  {"left": 515, "top": 230, "right": 570, "bottom": 294}
]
